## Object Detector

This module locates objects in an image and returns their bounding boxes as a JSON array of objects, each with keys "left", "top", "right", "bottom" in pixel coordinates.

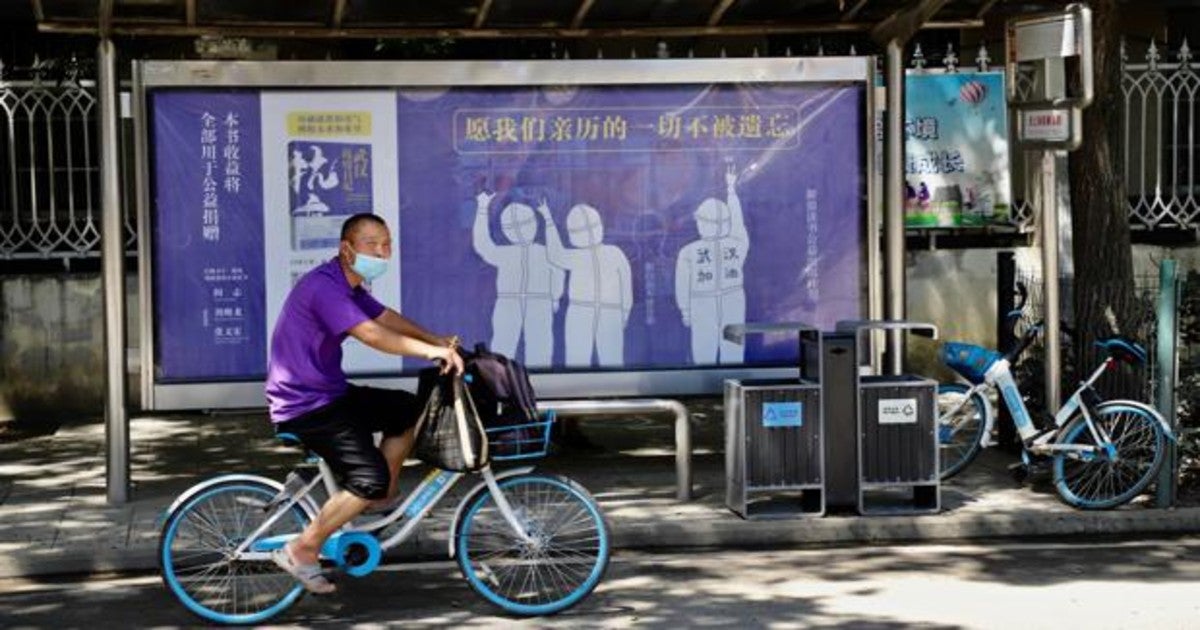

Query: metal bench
[{"left": 536, "top": 399, "right": 693, "bottom": 500}]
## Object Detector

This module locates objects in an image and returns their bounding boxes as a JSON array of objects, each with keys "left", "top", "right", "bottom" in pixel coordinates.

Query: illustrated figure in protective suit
[
  {"left": 536, "top": 200, "right": 632, "bottom": 368},
  {"left": 473, "top": 191, "right": 564, "bottom": 368},
  {"left": 675, "top": 162, "right": 750, "bottom": 365}
]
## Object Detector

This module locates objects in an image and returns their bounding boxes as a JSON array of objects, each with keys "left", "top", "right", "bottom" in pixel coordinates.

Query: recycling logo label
[
  {"left": 762, "top": 402, "right": 804, "bottom": 428},
  {"left": 878, "top": 398, "right": 918, "bottom": 424}
]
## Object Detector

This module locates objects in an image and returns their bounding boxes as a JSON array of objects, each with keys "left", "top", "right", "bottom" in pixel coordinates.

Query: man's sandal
[{"left": 272, "top": 544, "right": 336, "bottom": 594}]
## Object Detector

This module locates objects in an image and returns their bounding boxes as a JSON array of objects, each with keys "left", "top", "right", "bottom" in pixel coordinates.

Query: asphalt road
[{"left": 3, "top": 537, "right": 1200, "bottom": 628}]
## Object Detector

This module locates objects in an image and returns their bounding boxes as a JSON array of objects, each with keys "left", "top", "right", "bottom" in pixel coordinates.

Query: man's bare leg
[
  {"left": 289, "top": 426, "right": 418, "bottom": 562},
  {"left": 377, "top": 426, "right": 418, "bottom": 503},
  {"left": 288, "top": 491, "right": 370, "bottom": 564}
]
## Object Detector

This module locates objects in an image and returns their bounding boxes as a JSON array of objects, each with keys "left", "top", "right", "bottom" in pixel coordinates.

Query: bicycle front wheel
[
  {"left": 1052, "top": 402, "right": 1167, "bottom": 509},
  {"left": 455, "top": 473, "right": 610, "bottom": 616},
  {"left": 159, "top": 478, "right": 312, "bottom": 625},
  {"left": 937, "top": 383, "right": 990, "bottom": 480}
]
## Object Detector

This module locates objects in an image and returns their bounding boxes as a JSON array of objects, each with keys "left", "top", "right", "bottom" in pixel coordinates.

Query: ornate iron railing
[
  {"left": 1122, "top": 38, "right": 1199, "bottom": 230},
  {"left": 0, "top": 58, "right": 136, "bottom": 260}
]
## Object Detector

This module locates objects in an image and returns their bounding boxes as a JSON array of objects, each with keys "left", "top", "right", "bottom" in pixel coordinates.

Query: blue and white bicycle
[
  {"left": 936, "top": 312, "right": 1174, "bottom": 509},
  {"left": 157, "top": 414, "right": 610, "bottom": 625}
]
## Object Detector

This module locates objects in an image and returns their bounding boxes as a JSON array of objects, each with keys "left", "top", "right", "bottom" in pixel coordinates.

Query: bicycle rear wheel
[
  {"left": 455, "top": 473, "right": 610, "bottom": 616},
  {"left": 1052, "top": 402, "right": 1167, "bottom": 509},
  {"left": 937, "top": 383, "right": 990, "bottom": 480},
  {"left": 159, "top": 478, "right": 312, "bottom": 625}
]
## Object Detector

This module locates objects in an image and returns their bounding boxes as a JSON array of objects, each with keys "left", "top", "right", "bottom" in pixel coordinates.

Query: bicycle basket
[
  {"left": 486, "top": 411, "right": 555, "bottom": 461},
  {"left": 941, "top": 342, "right": 1001, "bottom": 384}
]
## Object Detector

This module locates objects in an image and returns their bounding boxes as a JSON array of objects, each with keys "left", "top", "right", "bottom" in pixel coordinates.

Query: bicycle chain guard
[{"left": 321, "top": 531, "right": 382, "bottom": 577}]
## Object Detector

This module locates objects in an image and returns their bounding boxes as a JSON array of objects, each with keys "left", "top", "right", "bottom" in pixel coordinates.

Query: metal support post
[
  {"left": 1038, "top": 57, "right": 1065, "bottom": 411},
  {"left": 1040, "top": 150, "right": 1061, "bottom": 411},
  {"left": 99, "top": 38, "right": 130, "bottom": 504},
  {"left": 1155, "top": 259, "right": 1179, "bottom": 508},
  {"left": 884, "top": 39, "right": 906, "bottom": 374}
]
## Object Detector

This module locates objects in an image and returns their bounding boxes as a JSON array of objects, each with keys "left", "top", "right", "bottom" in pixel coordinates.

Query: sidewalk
[{"left": 2, "top": 400, "right": 1198, "bottom": 580}]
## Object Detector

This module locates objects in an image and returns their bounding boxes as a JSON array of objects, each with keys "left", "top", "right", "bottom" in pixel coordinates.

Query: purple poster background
[
  {"left": 152, "top": 91, "right": 265, "bottom": 381},
  {"left": 397, "top": 84, "right": 865, "bottom": 371}
]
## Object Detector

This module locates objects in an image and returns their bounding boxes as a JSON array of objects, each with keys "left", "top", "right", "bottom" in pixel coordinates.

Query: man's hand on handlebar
[{"left": 432, "top": 344, "right": 465, "bottom": 376}]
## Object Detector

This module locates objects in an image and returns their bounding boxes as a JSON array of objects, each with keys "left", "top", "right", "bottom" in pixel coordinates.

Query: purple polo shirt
[{"left": 265, "top": 257, "right": 386, "bottom": 422}]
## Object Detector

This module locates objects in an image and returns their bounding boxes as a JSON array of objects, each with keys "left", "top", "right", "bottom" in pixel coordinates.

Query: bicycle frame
[
  {"left": 978, "top": 356, "right": 1143, "bottom": 455},
  {"left": 229, "top": 460, "right": 536, "bottom": 564}
]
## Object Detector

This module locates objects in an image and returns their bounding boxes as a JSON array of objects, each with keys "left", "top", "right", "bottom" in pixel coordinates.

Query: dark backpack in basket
[{"left": 462, "top": 343, "right": 539, "bottom": 428}]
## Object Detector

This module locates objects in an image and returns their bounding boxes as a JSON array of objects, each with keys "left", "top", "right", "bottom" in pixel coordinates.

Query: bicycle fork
[{"left": 481, "top": 467, "right": 538, "bottom": 546}]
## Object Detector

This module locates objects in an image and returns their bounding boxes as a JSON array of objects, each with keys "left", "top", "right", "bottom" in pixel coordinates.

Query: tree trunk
[{"left": 1067, "top": 0, "right": 1139, "bottom": 398}]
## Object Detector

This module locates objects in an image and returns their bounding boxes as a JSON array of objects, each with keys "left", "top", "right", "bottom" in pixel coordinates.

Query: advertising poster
[
  {"left": 149, "top": 80, "right": 866, "bottom": 383},
  {"left": 260, "top": 91, "right": 401, "bottom": 374},
  {"left": 904, "top": 72, "right": 1011, "bottom": 227},
  {"left": 151, "top": 92, "right": 265, "bottom": 381},
  {"left": 396, "top": 83, "right": 864, "bottom": 371}
]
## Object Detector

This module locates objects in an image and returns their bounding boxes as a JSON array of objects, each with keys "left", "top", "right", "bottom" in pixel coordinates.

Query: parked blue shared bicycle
[
  {"left": 157, "top": 412, "right": 611, "bottom": 625},
  {"left": 935, "top": 289, "right": 1174, "bottom": 509}
]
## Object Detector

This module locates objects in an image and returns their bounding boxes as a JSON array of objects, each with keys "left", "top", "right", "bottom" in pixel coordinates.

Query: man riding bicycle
[{"left": 265, "top": 212, "right": 465, "bottom": 593}]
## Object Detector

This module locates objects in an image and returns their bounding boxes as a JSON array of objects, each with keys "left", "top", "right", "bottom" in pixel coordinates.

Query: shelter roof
[{"left": 28, "top": 1, "right": 1072, "bottom": 42}]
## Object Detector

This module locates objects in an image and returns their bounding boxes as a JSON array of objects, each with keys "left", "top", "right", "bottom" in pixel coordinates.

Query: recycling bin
[
  {"left": 723, "top": 323, "right": 824, "bottom": 519},
  {"left": 834, "top": 320, "right": 940, "bottom": 515}
]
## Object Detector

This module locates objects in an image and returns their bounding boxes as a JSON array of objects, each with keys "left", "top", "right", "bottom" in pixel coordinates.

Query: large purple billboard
[
  {"left": 397, "top": 84, "right": 864, "bottom": 371},
  {"left": 149, "top": 81, "right": 865, "bottom": 382}
]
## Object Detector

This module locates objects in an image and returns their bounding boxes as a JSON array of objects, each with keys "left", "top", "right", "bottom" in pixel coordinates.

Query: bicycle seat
[
  {"left": 1096, "top": 336, "right": 1147, "bottom": 365},
  {"left": 276, "top": 432, "right": 321, "bottom": 462},
  {"left": 941, "top": 342, "right": 1001, "bottom": 384}
]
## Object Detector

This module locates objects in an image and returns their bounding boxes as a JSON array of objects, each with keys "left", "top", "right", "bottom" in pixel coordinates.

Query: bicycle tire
[
  {"left": 937, "top": 383, "right": 990, "bottom": 480},
  {"left": 159, "top": 479, "right": 312, "bottom": 625},
  {"left": 455, "top": 473, "right": 610, "bottom": 616},
  {"left": 1052, "top": 402, "right": 1167, "bottom": 509}
]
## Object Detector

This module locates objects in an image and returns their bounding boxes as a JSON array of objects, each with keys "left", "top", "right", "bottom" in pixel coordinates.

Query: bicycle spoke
[
  {"left": 459, "top": 475, "right": 607, "bottom": 613},
  {"left": 162, "top": 482, "right": 308, "bottom": 623},
  {"left": 1054, "top": 406, "right": 1165, "bottom": 509}
]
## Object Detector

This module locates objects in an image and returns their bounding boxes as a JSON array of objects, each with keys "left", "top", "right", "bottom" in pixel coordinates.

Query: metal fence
[
  {"left": 0, "top": 40, "right": 1196, "bottom": 260},
  {"left": 1123, "top": 39, "right": 1200, "bottom": 230}
]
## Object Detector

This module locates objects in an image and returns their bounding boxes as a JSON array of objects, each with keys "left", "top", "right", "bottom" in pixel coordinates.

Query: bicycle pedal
[{"left": 1007, "top": 462, "right": 1029, "bottom": 484}]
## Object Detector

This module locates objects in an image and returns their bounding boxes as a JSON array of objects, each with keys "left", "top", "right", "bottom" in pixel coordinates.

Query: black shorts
[{"left": 275, "top": 385, "right": 421, "bottom": 500}]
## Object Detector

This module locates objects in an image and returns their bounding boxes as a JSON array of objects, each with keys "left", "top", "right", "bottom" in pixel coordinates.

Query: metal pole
[
  {"left": 98, "top": 38, "right": 129, "bottom": 504},
  {"left": 1154, "top": 259, "right": 1179, "bottom": 508},
  {"left": 884, "top": 40, "right": 906, "bottom": 374},
  {"left": 1039, "top": 58, "right": 1064, "bottom": 411},
  {"left": 1041, "top": 150, "right": 1061, "bottom": 411}
]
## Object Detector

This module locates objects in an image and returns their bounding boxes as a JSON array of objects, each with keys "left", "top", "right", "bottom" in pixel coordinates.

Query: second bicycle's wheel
[
  {"left": 937, "top": 383, "right": 990, "bottom": 480},
  {"left": 455, "top": 473, "right": 610, "bottom": 616},
  {"left": 159, "top": 478, "right": 312, "bottom": 625},
  {"left": 1052, "top": 402, "right": 1167, "bottom": 509}
]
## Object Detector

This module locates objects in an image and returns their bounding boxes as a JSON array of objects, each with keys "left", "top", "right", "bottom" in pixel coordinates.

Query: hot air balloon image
[{"left": 959, "top": 80, "right": 987, "bottom": 106}]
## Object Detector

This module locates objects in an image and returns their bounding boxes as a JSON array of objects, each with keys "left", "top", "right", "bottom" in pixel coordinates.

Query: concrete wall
[
  {"left": 0, "top": 273, "right": 138, "bottom": 424},
  {"left": 904, "top": 247, "right": 1052, "bottom": 379}
]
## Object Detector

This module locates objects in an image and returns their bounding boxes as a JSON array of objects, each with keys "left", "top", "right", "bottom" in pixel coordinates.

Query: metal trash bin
[
  {"left": 835, "top": 320, "right": 940, "bottom": 515},
  {"left": 723, "top": 323, "right": 824, "bottom": 519}
]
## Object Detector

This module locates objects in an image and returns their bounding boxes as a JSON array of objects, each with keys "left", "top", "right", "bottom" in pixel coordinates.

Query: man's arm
[
  {"left": 472, "top": 191, "right": 500, "bottom": 264},
  {"left": 348, "top": 317, "right": 463, "bottom": 373},
  {"left": 726, "top": 162, "right": 749, "bottom": 246},
  {"left": 675, "top": 246, "right": 691, "bottom": 327},
  {"left": 376, "top": 307, "right": 452, "bottom": 348},
  {"left": 536, "top": 199, "right": 583, "bottom": 269}
]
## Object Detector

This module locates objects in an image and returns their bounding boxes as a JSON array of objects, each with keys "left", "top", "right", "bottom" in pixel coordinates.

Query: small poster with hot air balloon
[{"left": 903, "top": 71, "right": 1011, "bottom": 227}]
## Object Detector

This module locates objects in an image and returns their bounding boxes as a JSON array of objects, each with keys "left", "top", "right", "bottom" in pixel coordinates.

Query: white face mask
[{"left": 350, "top": 251, "right": 388, "bottom": 282}]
